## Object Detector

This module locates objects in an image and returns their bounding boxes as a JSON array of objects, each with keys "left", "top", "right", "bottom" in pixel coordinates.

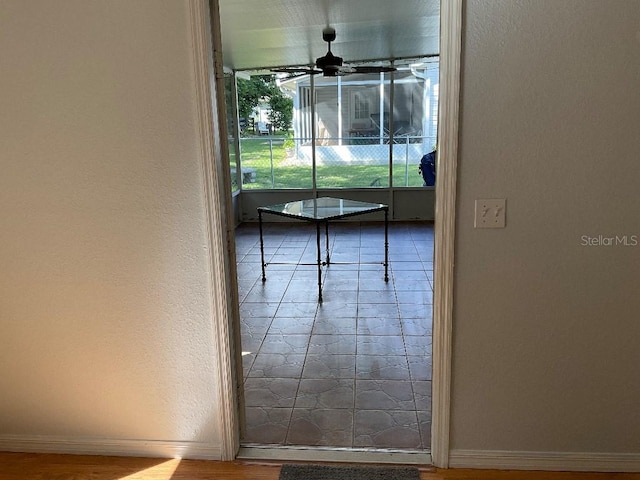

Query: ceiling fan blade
[
  {"left": 276, "top": 72, "right": 312, "bottom": 81},
  {"left": 271, "top": 67, "right": 322, "bottom": 75},
  {"left": 349, "top": 65, "right": 397, "bottom": 74}
]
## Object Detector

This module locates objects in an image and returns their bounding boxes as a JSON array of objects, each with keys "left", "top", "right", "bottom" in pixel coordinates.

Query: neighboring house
[
  {"left": 279, "top": 60, "right": 438, "bottom": 142},
  {"left": 277, "top": 59, "right": 439, "bottom": 165}
]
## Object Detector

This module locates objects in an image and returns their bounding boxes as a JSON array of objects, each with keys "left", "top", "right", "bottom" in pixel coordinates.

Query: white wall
[
  {"left": 450, "top": 0, "right": 640, "bottom": 463},
  {"left": 0, "top": 0, "right": 224, "bottom": 458}
]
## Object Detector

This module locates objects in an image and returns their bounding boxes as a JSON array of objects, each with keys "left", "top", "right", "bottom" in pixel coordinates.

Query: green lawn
[{"left": 235, "top": 134, "right": 425, "bottom": 189}]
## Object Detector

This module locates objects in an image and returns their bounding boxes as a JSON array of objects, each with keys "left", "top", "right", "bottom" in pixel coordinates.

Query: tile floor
[{"left": 235, "top": 221, "right": 433, "bottom": 450}]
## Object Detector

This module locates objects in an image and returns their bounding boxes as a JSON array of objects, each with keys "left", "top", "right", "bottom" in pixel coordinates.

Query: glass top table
[{"left": 257, "top": 197, "right": 389, "bottom": 302}]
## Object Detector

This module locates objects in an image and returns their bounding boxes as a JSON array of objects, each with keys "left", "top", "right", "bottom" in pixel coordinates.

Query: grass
[{"left": 235, "top": 134, "right": 426, "bottom": 189}]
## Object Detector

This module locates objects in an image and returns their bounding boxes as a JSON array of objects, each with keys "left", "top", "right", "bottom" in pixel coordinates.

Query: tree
[
  {"left": 235, "top": 75, "right": 293, "bottom": 133},
  {"left": 236, "top": 75, "right": 271, "bottom": 120},
  {"left": 268, "top": 91, "right": 293, "bottom": 132}
]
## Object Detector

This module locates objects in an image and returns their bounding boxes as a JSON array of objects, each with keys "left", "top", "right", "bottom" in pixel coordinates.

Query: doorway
[
  {"left": 199, "top": 0, "right": 462, "bottom": 466},
  {"left": 229, "top": 62, "right": 438, "bottom": 453}
]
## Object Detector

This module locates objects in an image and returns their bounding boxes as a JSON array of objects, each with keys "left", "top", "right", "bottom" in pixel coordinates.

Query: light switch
[{"left": 475, "top": 199, "right": 506, "bottom": 228}]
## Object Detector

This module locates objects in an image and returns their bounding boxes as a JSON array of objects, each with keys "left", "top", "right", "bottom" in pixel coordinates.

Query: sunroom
[{"left": 224, "top": 58, "right": 439, "bottom": 222}]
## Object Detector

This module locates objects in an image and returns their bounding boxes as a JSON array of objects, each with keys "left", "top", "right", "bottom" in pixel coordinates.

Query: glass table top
[{"left": 258, "top": 196, "right": 388, "bottom": 221}]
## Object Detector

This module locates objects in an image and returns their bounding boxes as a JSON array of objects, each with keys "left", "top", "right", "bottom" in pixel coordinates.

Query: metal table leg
[
  {"left": 316, "top": 221, "right": 323, "bottom": 302},
  {"left": 325, "top": 221, "right": 330, "bottom": 265},
  {"left": 259, "top": 210, "right": 266, "bottom": 282},
  {"left": 384, "top": 207, "right": 389, "bottom": 282}
]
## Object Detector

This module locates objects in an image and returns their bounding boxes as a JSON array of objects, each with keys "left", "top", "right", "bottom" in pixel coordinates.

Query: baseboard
[
  {"left": 449, "top": 449, "right": 640, "bottom": 472},
  {"left": 238, "top": 445, "right": 432, "bottom": 466},
  {"left": 0, "top": 435, "right": 222, "bottom": 460}
]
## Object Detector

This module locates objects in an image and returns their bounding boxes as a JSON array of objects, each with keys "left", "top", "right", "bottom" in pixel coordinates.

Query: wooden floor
[{"left": 1, "top": 453, "right": 640, "bottom": 480}]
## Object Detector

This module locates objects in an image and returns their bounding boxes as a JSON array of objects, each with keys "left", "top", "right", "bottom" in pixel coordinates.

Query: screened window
[{"left": 235, "top": 57, "right": 438, "bottom": 190}]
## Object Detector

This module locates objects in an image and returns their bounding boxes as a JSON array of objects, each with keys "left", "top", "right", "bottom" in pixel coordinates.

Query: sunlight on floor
[{"left": 119, "top": 458, "right": 181, "bottom": 479}]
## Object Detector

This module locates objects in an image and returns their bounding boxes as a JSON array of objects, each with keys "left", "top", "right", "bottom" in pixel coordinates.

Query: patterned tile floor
[{"left": 235, "top": 221, "right": 433, "bottom": 450}]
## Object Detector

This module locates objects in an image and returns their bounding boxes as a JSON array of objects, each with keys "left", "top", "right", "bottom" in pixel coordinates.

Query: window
[
  {"left": 353, "top": 92, "right": 370, "bottom": 120},
  {"left": 235, "top": 58, "right": 439, "bottom": 189},
  {"left": 223, "top": 73, "right": 239, "bottom": 192}
]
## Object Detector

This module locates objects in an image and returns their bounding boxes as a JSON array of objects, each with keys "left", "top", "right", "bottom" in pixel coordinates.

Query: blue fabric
[{"left": 419, "top": 150, "right": 436, "bottom": 186}]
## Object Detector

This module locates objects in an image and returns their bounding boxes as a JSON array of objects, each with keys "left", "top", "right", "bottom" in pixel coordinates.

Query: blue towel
[{"left": 419, "top": 150, "right": 436, "bottom": 186}]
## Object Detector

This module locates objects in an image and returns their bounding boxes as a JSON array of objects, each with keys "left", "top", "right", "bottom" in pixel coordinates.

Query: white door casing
[{"left": 193, "top": 0, "right": 462, "bottom": 464}]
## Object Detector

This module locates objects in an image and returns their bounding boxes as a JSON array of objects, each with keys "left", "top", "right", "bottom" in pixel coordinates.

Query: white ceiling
[{"left": 218, "top": 0, "right": 440, "bottom": 72}]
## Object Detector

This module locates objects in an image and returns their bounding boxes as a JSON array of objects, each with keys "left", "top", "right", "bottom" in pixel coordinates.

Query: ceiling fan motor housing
[
  {"left": 316, "top": 26, "right": 342, "bottom": 76},
  {"left": 316, "top": 51, "right": 343, "bottom": 74}
]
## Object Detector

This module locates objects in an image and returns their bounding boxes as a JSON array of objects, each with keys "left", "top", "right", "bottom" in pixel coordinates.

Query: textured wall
[
  {"left": 451, "top": 0, "right": 640, "bottom": 453},
  {"left": 0, "top": 0, "right": 222, "bottom": 454}
]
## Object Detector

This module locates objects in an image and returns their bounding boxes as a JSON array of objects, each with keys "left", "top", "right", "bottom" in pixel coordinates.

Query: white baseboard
[
  {"left": 449, "top": 449, "right": 640, "bottom": 472},
  {"left": 0, "top": 435, "right": 222, "bottom": 460},
  {"left": 238, "top": 445, "right": 432, "bottom": 466}
]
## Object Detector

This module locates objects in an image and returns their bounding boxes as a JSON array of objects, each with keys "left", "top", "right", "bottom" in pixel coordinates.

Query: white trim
[
  {"left": 0, "top": 435, "right": 222, "bottom": 460},
  {"left": 188, "top": 0, "right": 239, "bottom": 461},
  {"left": 449, "top": 450, "right": 640, "bottom": 473},
  {"left": 430, "top": 0, "right": 462, "bottom": 469},
  {"left": 238, "top": 446, "right": 432, "bottom": 466}
]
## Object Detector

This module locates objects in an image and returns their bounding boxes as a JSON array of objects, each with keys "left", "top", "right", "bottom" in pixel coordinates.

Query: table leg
[
  {"left": 384, "top": 208, "right": 389, "bottom": 282},
  {"left": 316, "top": 221, "right": 323, "bottom": 302},
  {"left": 325, "top": 221, "right": 330, "bottom": 265},
  {"left": 259, "top": 210, "right": 266, "bottom": 282}
]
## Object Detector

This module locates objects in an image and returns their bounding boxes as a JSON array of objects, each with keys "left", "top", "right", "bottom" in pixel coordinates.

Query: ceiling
[{"left": 217, "top": 0, "right": 440, "bottom": 73}]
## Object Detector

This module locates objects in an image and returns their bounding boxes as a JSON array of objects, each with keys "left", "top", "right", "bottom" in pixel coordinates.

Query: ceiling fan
[{"left": 272, "top": 27, "right": 397, "bottom": 78}]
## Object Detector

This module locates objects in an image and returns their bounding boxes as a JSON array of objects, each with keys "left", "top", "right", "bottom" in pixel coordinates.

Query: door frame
[
  {"left": 430, "top": 0, "right": 461, "bottom": 468},
  {"left": 193, "top": 0, "right": 462, "bottom": 466}
]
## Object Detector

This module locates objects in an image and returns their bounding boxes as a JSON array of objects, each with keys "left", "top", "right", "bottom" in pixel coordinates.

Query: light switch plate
[{"left": 475, "top": 198, "right": 506, "bottom": 228}]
